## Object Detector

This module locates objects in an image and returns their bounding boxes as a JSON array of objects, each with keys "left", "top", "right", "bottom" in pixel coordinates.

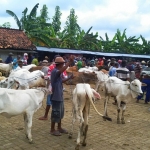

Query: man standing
[
  {"left": 50, "top": 55, "right": 74, "bottom": 136},
  {"left": 115, "top": 60, "right": 130, "bottom": 81},
  {"left": 5, "top": 53, "right": 13, "bottom": 64}
]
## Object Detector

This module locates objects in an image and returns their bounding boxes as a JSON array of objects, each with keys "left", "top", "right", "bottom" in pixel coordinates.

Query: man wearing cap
[
  {"left": 5, "top": 53, "right": 13, "bottom": 64},
  {"left": 50, "top": 55, "right": 74, "bottom": 136}
]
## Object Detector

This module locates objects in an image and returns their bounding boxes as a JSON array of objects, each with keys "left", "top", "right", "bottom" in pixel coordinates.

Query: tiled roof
[{"left": 0, "top": 28, "right": 36, "bottom": 50}]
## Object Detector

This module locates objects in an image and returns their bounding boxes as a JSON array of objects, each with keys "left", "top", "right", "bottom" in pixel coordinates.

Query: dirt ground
[{"left": 0, "top": 84, "right": 150, "bottom": 150}]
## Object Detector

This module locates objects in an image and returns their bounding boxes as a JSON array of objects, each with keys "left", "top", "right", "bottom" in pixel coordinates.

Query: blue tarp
[{"left": 36, "top": 46, "right": 150, "bottom": 59}]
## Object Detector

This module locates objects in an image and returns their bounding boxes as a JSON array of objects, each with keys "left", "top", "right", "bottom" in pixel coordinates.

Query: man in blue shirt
[
  {"left": 5, "top": 53, "right": 13, "bottom": 64},
  {"left": 109, "top": 62, "right": 119, "bottom": 76},
  {"left": 50, "top": 55, "right": 74, "bottom": 136}
]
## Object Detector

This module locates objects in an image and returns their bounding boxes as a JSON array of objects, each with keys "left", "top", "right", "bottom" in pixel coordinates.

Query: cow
[
  {"left": 0, "top": 78, "right": 8, "bottom": 88},
  {"left": 67, "top": 66, "right": 78, "bottom": 72},
  {"left": 0, "top": 88, "right": 47, "bottom": 143},
  {"left": 85, "top": 66, "right": 98, "bottom": 71},
  {"left": 0, "top": 63, "right": 13, "bottom": 76},
  {"left": 14, "top": 70, "right": 45, "bottom": 89},
  {"left": 0, "top": 76, "right": 7, "bottom": 81},
  {"left": 66, "top": 71, "right": 98, "bottom": 85},
  {"left": 7, "top": 69, "right": 30, "bottom": 89},
  {"left": 95, "top": 70, "right": 109, "bottom": 92},
  {"left": 104, "top": 77, "right": 143, "bottom": 124},
  {"left": 68, "top": 83, "right": 111, "bottom": 150}
]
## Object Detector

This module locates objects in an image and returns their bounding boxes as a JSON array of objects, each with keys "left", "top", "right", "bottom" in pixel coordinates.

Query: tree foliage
[{"left": 5, "top": 3, "right": 150, "bottom": 55}]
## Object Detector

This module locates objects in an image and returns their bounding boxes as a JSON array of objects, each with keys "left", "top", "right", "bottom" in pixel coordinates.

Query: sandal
[
  {"left": 38, "top": 116, "right": 48, "bottom": 120},
  {"left": 58, "top": 128, "right": 68, "bottom": 134},
  {"left": 50, "top": 130, "right": 61, "bottom": 136}
]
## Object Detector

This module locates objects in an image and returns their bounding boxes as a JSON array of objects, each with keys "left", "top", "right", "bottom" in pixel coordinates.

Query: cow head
[
  {"left": 82, "top": 72, "right": 98, "bottom": 85},
  {"left": 0, "top": 78, "right": 8, "bottom": 88},
  {"left": 95, "top": 71, "right": 109, "bottom": 87},
  {"left": 130, "top": 79, "right": 143, "bottom": 98}
]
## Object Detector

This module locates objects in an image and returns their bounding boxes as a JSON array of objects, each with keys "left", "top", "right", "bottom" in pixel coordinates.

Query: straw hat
[{"left": 54, "top": 57, "right": 65, "bottom": 64}]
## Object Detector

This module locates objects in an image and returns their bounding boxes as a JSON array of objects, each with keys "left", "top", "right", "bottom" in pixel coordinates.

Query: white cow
[
  {"left": 68, "top": 83, "right": 111, "bottom": 150},
  {"left": 14, "top": 70, "right": 45, "bottom": 89},
  {"left": 0, "top": 78, "right": 8, "bottom": 88},
  {"left": 95, "top": 71, "right": 109, "bottom": 91},
  {"left": 7, "top": 70, "right": 45, "bottom": 89},
  {"left": 104, "top": 77, "right": 143, "bottom": 124},
  {"left": 0, "top": 88, "right": 46, "bottom": 143},
  {"left": 0, "top": 63, "right": 13, "bottom": 76},
  {"left": 7, "top": 69, "right": 30, "bottom": 89},
  {"left": 78, "top": 68, "right": 109, "bottom": 92},
  {"left": 78, "top": 68, "right": 94, "bottom": 73},
  {"left": 85, "top": 66, "right": 98, "bottom": 71}
]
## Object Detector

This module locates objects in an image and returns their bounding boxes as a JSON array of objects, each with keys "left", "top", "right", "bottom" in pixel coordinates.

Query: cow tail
[{"left": 84, "top": 84, "right": 104, "bottom": 117}]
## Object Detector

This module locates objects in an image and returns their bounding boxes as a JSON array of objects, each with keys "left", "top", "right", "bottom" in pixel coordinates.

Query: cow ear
[
  {"left": 141, "top": 82, "right": 147, "bottom": 86},
  {"left": 91, "top": 89, "right": 101, "bottom": 99}
]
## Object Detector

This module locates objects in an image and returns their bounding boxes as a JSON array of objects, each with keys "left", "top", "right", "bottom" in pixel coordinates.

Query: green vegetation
[{"left": 4, "top": 3, "right": 150, "bottom": 54}]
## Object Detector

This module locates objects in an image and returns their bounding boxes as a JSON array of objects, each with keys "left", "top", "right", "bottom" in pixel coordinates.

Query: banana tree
[
  {"left": 140, "top": 35, "right": 150, "bottom": 54},
  {"left": 6, "top": 3, "right": 51, "bottom": 47}
]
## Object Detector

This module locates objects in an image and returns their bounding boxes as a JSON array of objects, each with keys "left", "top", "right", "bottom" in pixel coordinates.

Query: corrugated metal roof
[{"left": 36, "top": 46, "right": 150, "bottom": 59}]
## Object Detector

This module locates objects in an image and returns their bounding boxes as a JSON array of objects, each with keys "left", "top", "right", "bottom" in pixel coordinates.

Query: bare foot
[{"left": 38, "top": 116, "right": 48, "bottom": 120}]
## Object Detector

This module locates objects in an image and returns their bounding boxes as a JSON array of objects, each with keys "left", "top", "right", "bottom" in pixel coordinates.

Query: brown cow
[{"left": 66, "top": 70, "right": 97, "bottom": 85}]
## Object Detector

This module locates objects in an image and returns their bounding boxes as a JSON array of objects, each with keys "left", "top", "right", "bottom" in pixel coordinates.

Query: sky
[{"left": 1, "top": 0, "right": 150, "bottom": 41}]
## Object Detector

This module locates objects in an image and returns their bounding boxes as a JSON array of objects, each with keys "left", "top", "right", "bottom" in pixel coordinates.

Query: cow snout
[
  {"left": 139, "top": 92, "right": 143, "bottom": 96},
  {"left": 41, "top": 75, "right": 44, "bottom": 79}
]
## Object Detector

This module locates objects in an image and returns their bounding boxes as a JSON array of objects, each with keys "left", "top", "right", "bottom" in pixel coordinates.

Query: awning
[
  {"left": 0, "top": 49, "right": 37, "bottom": 53},
  {"left": 36, "top": 46, "right": 150, "bottom": 59}
]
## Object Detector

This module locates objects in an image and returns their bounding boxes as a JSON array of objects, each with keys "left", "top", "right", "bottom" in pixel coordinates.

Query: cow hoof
[
  {"left": 29, "top": 140, "right": 34, "bottom": 144},
  {"left": 117, "top": 120, "right": 120, "bottom": 124},
  {"left": 75, "top": 145, "right": 80, "bottom": 150},
  {"left": 103, "top": 118, "right": 106, "bottom": 121},
  {"left": 68, "top": 133, "right": 72, "bottom": 139},
  {"left": 121, "top": 120, "right": 125, "bottom": 124},
  {"left": 26, "top": 134, "right": 28, "bottom": 139},
  {"left": 82, "top": 143, "right": 86, "bottom": 146}
]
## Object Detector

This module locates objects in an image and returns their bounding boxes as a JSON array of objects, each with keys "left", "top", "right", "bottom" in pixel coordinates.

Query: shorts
[
  {"left": 51, "top": 100, "right": 64, "bottom": 123},
  {"left": 46, "top": 94, "right": 52, "bottom": 106}
]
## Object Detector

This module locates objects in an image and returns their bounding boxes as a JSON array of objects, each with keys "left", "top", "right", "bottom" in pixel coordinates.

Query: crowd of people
[{"left": 1, "top": 52, "right": 150, "bottom": 135}]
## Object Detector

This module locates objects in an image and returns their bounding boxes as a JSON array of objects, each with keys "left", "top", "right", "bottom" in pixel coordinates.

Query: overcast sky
[{"left": 1, "top": 0, "right": 150, "bottom": 41}]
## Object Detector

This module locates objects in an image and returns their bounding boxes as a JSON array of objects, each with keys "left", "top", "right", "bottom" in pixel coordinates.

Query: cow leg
[
  {"left": 75, "top": 110, "right": 84, "bottom": 150},
  {"left": 82, "top": 102, "right": 89, "bottom": 147},
  {"left": 26, "top": 112, "right": 34, "bottom": 143},
  {"left": 117, "top": 99, "right": 121, "bottom": 124},
  {"left": 121, "top": 101, "right": 126, "bottom": 124},
  {"left": 24, "top": 113, "right": 28, "bottom": 138},
  {"left": 68, "top": 108, "right": 76, "bottom": 139},
  {"left": 103, "top": 94, "right": 109, "bottom": 120},
  {"left": 95, "top": 81, "right": 99, "bottom": 92}
]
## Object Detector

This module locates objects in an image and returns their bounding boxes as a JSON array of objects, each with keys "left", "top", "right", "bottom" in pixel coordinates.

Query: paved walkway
[{"left": 0, "top": 84, "right": 150, "bottom": 150}]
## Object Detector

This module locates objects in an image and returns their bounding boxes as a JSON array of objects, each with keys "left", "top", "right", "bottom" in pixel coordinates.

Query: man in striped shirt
[
  {"left": 115, "top": 60, "right": 130, "bottom": 81},
  {"left": 112, "top": 60, "right": 130, "bottom": 105}
]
